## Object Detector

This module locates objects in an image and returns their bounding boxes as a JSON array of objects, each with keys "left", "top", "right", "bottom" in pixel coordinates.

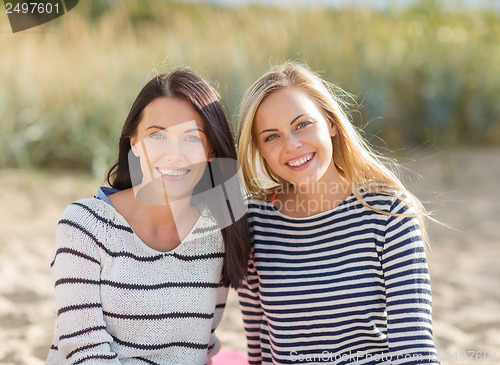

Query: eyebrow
[
  {"left": 145, "top": 125, "right": 206, "bottom": 134},
  {"left": 290, "top": 113, "right": 308, "bottom": 125},
  {"left": 185, "top": 128, "right": 206, "bottom": 134},
  {"left": 258, "top": 113, "right": 309, "bottom": 136},
  {"left": 258, "top": 128, "right": 279, "bottom": 136}
]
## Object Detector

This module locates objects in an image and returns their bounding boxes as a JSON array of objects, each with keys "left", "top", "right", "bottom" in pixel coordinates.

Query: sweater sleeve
[
  {"left": 50, "top": 203, "right": 121, "bottom": 364},
  {"left": 206, "top": 284, "right": 229, "bottom": 363},
  {"left": 237, "top": 250, "right": 263, "bottom": 365},
  {"left": 381, "top": 199, "right": 440, "bottom": 364}
]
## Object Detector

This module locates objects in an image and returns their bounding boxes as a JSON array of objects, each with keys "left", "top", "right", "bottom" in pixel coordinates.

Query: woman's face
[
  {"left": 253, "top": 87, "right": 337, "bottom": 188},
  {"left": 130, "top": 97, "right": 212, "bottom": 202}
]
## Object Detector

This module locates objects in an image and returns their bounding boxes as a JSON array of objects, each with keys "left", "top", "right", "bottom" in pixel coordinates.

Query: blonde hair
[{"left": 237, "top": 61, "right": 430, "bottom": 242}]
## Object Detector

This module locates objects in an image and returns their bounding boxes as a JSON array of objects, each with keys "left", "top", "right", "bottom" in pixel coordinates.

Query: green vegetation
[{"left": 1, "top": 0, "right": 499, "bottom": 177}]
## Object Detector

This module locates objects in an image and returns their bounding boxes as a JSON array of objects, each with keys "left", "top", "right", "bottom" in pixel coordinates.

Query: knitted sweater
[
  {"left": 238, "top": 193, "right": 440, "bottom": 365},
  {"left": 46, "top": 189, "right": 227, "bottom": 365}
]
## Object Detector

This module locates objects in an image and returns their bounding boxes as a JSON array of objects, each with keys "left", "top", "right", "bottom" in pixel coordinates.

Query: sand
[{"left": 1, "top": 148, "right": 499, "bottom": 365}]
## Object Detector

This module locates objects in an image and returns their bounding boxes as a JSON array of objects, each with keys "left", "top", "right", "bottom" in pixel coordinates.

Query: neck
[
  {"left": 134, "top": 187, "right": 198, "bottom": 224},
  {"left": 275, "top": 168, "right": 351, "bottom": 217},
  {"left": 133, "top": 199, "right": 190, "bottom": 223},
  {"left": 131, "top": 183, "right": 200, "bottom": 244},
  {"left": 136, "top": 195, "right": 201, "bottom": 250},
  {"left": 108, "top": 186, "right": 201, "bottom": 251}
]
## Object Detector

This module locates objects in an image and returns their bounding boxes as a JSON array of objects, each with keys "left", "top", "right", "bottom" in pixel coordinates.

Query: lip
[
  {"left": 284, "top": 152, "right": 315, "bottom": 170},
  {"left": 155, "top": 167, "right": 191, "bottom": 181}
]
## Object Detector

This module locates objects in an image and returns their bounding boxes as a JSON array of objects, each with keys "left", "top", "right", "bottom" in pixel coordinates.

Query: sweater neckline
[{"left": 93, "top": 191, "right": 211, "bottom": 256}]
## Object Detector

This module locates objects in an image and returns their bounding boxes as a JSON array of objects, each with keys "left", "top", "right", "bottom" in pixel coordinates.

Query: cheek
[
  {"left": 138, "top": 141, "right": 164, "bottom": 160},
  {"left": 318, "top": 138, "right": 335, "bottom": 163},
  {"left": 310, "top": 127, "right": 334, "bottom": 149},
  {"left": 320, "top": 133, "right": 334, "bottom": 148},
  {"left": 186, "top": 145, "right": 210, "bottom": 164},
  {"left": 257, "top": 143, "right": 277, "bottom": 164},
  {"left": 261, "top": 149, "right": 283, "bottom": 173}
]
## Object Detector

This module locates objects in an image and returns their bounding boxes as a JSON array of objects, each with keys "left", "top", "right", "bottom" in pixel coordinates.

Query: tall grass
[{"left": 1, "top": 0, "right": 499, "bottom": 178}]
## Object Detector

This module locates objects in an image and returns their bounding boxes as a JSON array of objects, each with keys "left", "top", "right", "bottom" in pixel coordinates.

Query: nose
[
  {"left": 283, "top": 133, "right": 302, "bottom": 152},
  {"left": 163, "top": 140, "right": 184, "bottom": 161}
]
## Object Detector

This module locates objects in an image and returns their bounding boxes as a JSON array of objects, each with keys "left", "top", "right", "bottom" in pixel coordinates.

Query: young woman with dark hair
[{"left": 46, "top": 68, "right": 250, "bottom": 365}]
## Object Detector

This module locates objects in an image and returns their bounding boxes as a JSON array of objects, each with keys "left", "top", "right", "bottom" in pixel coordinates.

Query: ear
[
  {"left": 207, "top": 149, "right": 215, "bottom": 162},
  {"left": 329, "top": 121, "right": 338, "bottom": 137},
  {"left": 130, "top": 136, "right": 140, "bottom": 157}
]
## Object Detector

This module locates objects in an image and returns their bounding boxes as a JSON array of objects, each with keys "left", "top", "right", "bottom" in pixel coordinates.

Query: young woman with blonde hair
[{"left": 237, "top": 62, "right": 440, "bottom": 364}]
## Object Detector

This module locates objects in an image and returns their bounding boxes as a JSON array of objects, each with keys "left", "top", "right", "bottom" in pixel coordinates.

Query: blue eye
[
  {"left": 186, "top": 135, "right": 202, "bottom": 142},
  {"left": 296, "top": 121, "right": 312, "bottom": 130},
  {"left": 149, "top": 132, "right": 165, "bottom": 140},
  {"left": 264, "top": 134, "right": 279, "bottom": 142}
]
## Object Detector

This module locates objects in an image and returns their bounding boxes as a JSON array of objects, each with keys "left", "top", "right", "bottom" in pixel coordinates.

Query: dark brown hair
[{"left": 107, "top": 68, "right": 250, "bottom": 288}]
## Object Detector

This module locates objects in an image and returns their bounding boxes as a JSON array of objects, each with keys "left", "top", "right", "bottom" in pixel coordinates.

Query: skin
[
  {"left": 109, "top": 97, "right": 213, "bottom": 251},
  {"left": 253, "top": 87, "right": 351, "bottom": 217}
]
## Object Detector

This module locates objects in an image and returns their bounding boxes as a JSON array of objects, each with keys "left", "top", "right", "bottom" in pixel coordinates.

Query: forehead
[
  {"left": 254, "top": 87, "right": 322, "bottom": 128},
  {"left": 140, "top": 97, "right": 205, "bottom": 130}
]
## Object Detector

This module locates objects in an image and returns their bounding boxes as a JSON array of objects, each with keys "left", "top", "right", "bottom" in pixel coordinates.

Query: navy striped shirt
[{"left": 238, "top": 193, "right": 440, "bottom": 365}]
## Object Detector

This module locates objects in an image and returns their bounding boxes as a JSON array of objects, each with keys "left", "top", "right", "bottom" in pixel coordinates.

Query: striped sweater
[
  {"left": 46, "top": 189, "right": 227, "bottom": 365},
  {"left": 238, "top": 193, "right": 440, "bottom": 365}
]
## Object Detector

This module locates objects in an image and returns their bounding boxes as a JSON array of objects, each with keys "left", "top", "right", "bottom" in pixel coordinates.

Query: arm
[
  {"left": 382, "top": 199, "right": 440, "bottom": 364},
  {"left": 51, "top": 204, "right": 121, "bottom": 364},
  {"left": 207, "top": 284, "right": 229, "bottom": 364},
  {"left": 237, "top": 250, "right": 263, "bottom": 365}
]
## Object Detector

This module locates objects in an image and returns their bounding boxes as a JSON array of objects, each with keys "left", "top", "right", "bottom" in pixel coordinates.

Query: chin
[{"left": 290, "top": 174, "right": 323, "bottom": 186}]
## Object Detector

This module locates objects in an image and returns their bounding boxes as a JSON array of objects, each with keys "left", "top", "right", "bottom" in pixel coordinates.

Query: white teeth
[
  {"left": 157, "top": 168, "right": 189, "bottom": 176},
  {"left": 287, "top": 154, "right": 313, "bottom": 167}
]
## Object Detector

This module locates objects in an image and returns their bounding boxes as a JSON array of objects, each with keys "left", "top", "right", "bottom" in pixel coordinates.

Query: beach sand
[{"left": 0, "top": 148, "right": 499, "bottom": 364}]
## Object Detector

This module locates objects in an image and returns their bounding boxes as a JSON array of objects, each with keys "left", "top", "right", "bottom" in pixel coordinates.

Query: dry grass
[{"left": 1, "top": 0, "right": 500, "bottom": 179}]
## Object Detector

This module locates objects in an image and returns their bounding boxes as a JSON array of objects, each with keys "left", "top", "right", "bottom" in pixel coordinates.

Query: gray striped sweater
[
  {"left": 46, "top": 190, "right": 227, "bottom": 365},
  {"left": 238, "top": 193, "right": 440, "bottom": 365}
]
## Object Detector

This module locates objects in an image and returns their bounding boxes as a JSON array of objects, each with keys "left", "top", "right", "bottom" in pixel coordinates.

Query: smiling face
[
  {"left": 130, "top": 97, "right": 212, "bottom": 202},
  {"left": 253, "top": 87, "right": 338, "bottom": 189}
]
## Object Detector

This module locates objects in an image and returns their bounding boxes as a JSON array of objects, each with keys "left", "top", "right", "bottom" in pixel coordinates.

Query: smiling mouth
[
  {"left": 285, "top": 152, "right": 315, "bottom": 168},
  {"left": 156, "top": 167, "right": 190, "bottom": 177}
]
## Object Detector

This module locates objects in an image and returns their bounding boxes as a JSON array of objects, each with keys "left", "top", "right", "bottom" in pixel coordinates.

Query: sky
[{"left": 180, "top": 0, "right": 500, "bottom": 12}]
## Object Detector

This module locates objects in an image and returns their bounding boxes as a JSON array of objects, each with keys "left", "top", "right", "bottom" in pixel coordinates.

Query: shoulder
[
  {"left": 55, "top": 198, "right": 119, "bottom": 254},
  {"left": 361, "top": 192, "right": 423, "bottom": 238},
  {"left": 58, "top": 197, "right": 118, "bottom": 231},
  {"left": 61, "top": 197, "right": 110, "bottom": 217},
  {"left": 245, "top": 195, "right": 276, "bottom": 214},
  {"left": 357, "top": 191, "right": 417, "bottom": 216},
  {"left": 56, "top": 197, "right": 135, "bottom": 253}
]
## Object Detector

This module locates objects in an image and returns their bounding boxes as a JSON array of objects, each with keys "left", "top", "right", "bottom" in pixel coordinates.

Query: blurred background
[{"left": 0, "top": 0, "right": 499, "bottom": 364}]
